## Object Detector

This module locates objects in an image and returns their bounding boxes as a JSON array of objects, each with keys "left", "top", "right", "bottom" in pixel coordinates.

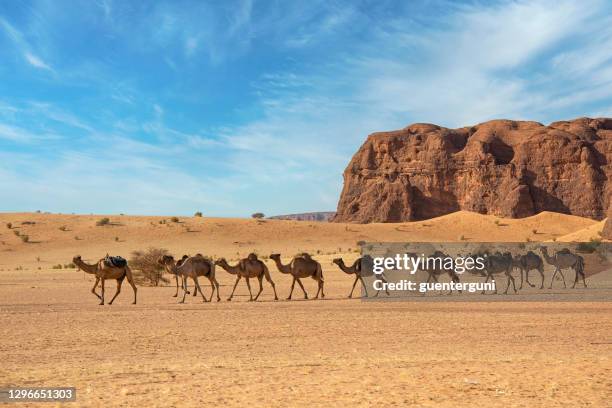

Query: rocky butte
[{"left": 334, "top": 118, "right": 611, "bottom": 223}]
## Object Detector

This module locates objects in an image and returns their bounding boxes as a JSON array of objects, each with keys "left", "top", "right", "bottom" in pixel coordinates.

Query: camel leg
[
  {"left": 314, "top": 279, "right": 324, "bottom": 299},
  {"left": 348, "top": 275, "right": 359, "bottom": 298},
  {"left": 254, "top": 276, "right": 264, "bottom": 301},
  {"left": 208, "top": 277, "right": 219, "bottom": 302},
  {"left": 125, "top": 267, "right": 137, "bottom": 304},
  {"left": 558, "top": 269, "right": 567, "bottom": 288},
  {"left": 263, "top": 271, "right": 278, "bottom": 301},
  {"left": 359, "top": 276, "right": 368, "bottom": 297},
  {"left": 245, "top": 277, "right": 254, "bottom": 301},
  {"left": 213, "top": 277, "right": 221, "bottom": 301},
  {"left": 381, "top": 274, "right": 390, "bottom": 296},
  {"left": 91, "top": 276, "right": 101, "bottom": 300},
  {"left": 228, "top": 276, "right": 241, "bottom": 301},
  {"left": 549, "top": 268, "right": 558, "bottom": 289},
  {"left": 99, "top": 278, "right": 105, "bottom": 305},
  {"left": 525, "top": 268, "right": 535, "bottom": 288},
  {"left": 173, "top": 275, "right": 179, "bottom": 297},
  {"left": 193, "top": 277, "right": 207, "bottom": 302},
  {"left": 505, "top": 272, "right": 517, "bottom": 294},
  {"left": 108, "top": 277, "right": 124, "bottom": 305},
  {"left": 296, "top": 278, "right": 308, "bottom": 299},
  {"left": 519, "top": 268, "right": 524, "bottom": 290},
  {"left": 180, "top": 276, "right": 188, "bottom": 303},
  {"left": 193, "top": 277, "right": 198, "bottom": 296},
  {"left": 287, "top": 277, "right": 297, "bottom": 300},
  {"left": 481, "top": 274, "right": 490, "bottom": 294},
  {"left": 538, "top": 267, "right": 545, "bottom": 289}
]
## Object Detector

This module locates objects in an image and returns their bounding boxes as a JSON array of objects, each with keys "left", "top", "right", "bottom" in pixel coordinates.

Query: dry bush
[
  {"left": 96, "top": 217, "right": 110, "bottom": 226},
  {"left": 170, "top": 216, "right": 179, "bottom": 223},
  {"left": 20, "top": 235, "right": 30, "bottom": 243},
  {"left": 130, "top": 247, "right": 170, "bottom": 286},
  {"left": 6, "top": 222, "right": 12, "bottom": 229}
]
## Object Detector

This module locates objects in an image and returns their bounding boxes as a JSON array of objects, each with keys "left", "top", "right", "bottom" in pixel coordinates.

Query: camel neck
[
  {"left": 272, "top": 258, "right": 291, "bottom": 274},
  {"left": 220, "top": 262, "right": 240, "bottom": 274},
  {"left": 75, "top": 259, "right": 98, "bottom": 274}
]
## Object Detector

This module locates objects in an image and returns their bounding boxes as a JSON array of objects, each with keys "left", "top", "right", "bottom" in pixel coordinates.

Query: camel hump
[
  {"left": 296, "top": 252, "right": 312, "bottom": 261},
  {"left": 558, "top": 248, "right": 571, "bottom": 254},
  {"left": 247, "top": 253, "right": 258, "bottom": 261}
]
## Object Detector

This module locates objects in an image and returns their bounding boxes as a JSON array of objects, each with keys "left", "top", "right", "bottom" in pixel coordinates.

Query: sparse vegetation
[
  {"left": 356, "top": 240, "right": 366, "bottom": 247},
  {"left": 576, "top": 238, "right": 601, "bottom": 254},
  {"left": 526, "top": 237, "right": 532, "bottom": 242},
  {"left": 194, "top": 211, "right": 203, "bottom": 217},
  {"left": 21, "top": 221, "right": 35, "bottom": 225},
  {"left": 6, "top": 222, "right": 12, "bottom": 229},
  {"left": 13, "top": 230, "right": 20, "bottom": 236},
  {"left": 459, "top": 235, "right": 466, "bottom": 241},
  {"left": 74, "top": 236, "right": 80, "bottom": 240},
  {"left": 130, "top": 247, "right": 170, "bottom": 286},
  {"left": 251, "top": 212, "right": 265, "bottom": 219},
  {"left": 170, "top": 216, "right": 179, "bottom": 223},
  {"left": 532, "top": 229, "right": 538, "bottom": 234},
  {"left": 20, "top": 235, "right": 30, "bottom": 243},
  {"left": 59, "top": 225, "right": 68, "bottom": 231},
  {"left": 114, "top": 236, "right": 119, "bottom": 242},
  {"left": 65, "top": 263, "right": 76, "bottom": 269},
  {"left": 96, "top": 217, "right": 110, "bottom": 226},
  {"left": 52, "top": 264, "right": 63, "bottom": 269}
]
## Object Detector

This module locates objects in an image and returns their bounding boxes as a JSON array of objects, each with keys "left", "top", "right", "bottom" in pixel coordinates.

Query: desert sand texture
[{"left": 0, "top": 211, "right": 610, "bottom": 407}]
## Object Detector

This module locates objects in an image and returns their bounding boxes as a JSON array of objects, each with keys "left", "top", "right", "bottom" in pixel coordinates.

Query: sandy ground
[{"left": 0, "top": 212, "right": 610, "bottom": 407}]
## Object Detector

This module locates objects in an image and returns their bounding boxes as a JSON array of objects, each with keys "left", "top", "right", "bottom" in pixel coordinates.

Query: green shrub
[{"left": 251, "top": 212, "right": 265, "bottom": 219}]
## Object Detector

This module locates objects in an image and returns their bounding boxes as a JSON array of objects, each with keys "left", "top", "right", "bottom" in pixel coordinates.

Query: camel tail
[
  {"left": 577, "top": 256, "right": 585, "bottom": 276},
  {"left": 317, "top": 263, "right": 324, "bottom": 282}
]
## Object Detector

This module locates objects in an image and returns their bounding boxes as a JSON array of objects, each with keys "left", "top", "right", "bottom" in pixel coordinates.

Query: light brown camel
[
  {"left": 158, "top": 254, "right": 220, "bottom": 303},
  {"left": 73, "top": 255, "right": 137, "bottom": 305},
  {"left": 269, "top": 253, "right": 324, "bottom": 300},
  {"left": 539, "top": 246, "right": 586, "bottom": 288},
  {"left": 512, "top": 251, "right": 545, "bottom": 289},
  {"left": 332, "top": 257, "right": 389, "bottom": 298},
  {"left": 215, "top": 253, "right": 278, "bottom": 301}
]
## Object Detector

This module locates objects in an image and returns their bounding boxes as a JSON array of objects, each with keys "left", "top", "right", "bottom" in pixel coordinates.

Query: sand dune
[
  {"left": 555, "top": 219, "right": 608, "bottom": 242},
  {"left": 0, "top": 210, "right": 599, "bottom": 269}
]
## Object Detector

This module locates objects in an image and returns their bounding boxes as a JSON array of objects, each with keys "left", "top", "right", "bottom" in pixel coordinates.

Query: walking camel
[
  {"left": 270, "top": 253, "right": 324, "bottom": 300},
  {"left": 406, "top": 251, "right": 461, "bottom": 294},
  {"left": 73, "top": 255, "right": 137, "bottom": 305},
  {"left": 333, "top": 256, "right": 389, "bottom": 298},
  {"left": 466, "top": 251, "right": 517, "bottom": 294},
  {"left": 158, "top": 254, "right": 220, "bottom": 303},
  {"left": 512, "top": 251, "right": 545, "bottom": 289},
  {"left": 215, "top": 253, "right": 278, "bottom": 301},
  {"left": 539, "top": 246, "right": 586, "bottom": 288}
]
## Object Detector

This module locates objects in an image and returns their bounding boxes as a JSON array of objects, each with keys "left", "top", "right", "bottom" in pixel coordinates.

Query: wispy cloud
[{"left": 24, "top": 51, "right": 52, "bottom": 70}]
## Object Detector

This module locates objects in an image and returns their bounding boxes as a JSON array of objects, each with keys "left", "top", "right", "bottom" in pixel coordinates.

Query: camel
[
  {"left": 406, "top": 251, "right": 461, "bottom": 294},
  {"left": 269, "top": 253, "right": 324, "bottom": 300},
  {"left": 158, "top": 254, "right": 219, "bottom": 303},
  {"left": 215, "top": 253, "right": 278, "bottom": 301},
  {"left": 333, "top": 257, "right": 389, "bottom": 298},
  {"left": 539, "top": 246, "right": 586, "bottom": 289},
  {"left": 72, "top": 255, "right": 137, "bottom": 305},
  {"left": 483, "top": 251, "right": 517, "bottom": 294},
  {"left": 512, "top": 251, "right": 545, "bottom": 289}
]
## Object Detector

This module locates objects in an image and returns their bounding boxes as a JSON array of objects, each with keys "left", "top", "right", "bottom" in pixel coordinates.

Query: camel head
[
  {"left": 157, "top": 255, "right": 175, "bottom": 266},
  {"left": 214, "top": 258, "right": 227, "bottom": 266},
  {"left": 73, "top": 255, "right": 82, "bottom": 263},
  {"left": 332, "top": 258, "right": 343, "bottom": 266},
  {"left": 269, "top": 253, "right": 281, "bottom": 261}
]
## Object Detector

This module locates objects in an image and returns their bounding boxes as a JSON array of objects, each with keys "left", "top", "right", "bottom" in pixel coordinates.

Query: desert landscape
[{"left": 0, "top": 211, "right": 610, "bottom": 407}]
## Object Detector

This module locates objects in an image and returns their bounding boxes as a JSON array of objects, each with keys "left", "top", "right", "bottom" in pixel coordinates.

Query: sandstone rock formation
[{"left": 334, "top": 118, "right": 611, "bottom": 223}]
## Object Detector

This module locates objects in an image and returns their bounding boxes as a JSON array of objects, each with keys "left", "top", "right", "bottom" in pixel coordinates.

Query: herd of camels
[{"left": 71, "top": 245, "right": 588, "bottom": 305}]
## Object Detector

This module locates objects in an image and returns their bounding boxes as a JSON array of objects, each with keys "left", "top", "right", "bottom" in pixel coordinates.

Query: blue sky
[{"left": 1, "top": 0, "right": 611, "bottom": 217}]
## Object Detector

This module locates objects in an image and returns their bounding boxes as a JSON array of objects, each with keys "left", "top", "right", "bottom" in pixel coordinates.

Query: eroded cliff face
[{"left": 334, "top": 118, "right": 611, "bottom": 223}]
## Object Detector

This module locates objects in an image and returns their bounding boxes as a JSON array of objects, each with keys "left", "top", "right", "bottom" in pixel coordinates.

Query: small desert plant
[
  {"left": 194, "top": 211, "right": 203, "bottom": 217},
  {"left": 459, "top": 235, "right": 466, "bottom": 241},
  {"left": 74, "top": 236, "right": 80, "bottom": 240},
  {"left": 20, "top": 234, "right": 29, "bottom": 243},
  {"left": 494, "top": 220, "right": 500, "bottom": 226},
  {"left": 21, "top": 221, "right": 35, "bottom": 225},
  {"left": 525, "top": 237, "right": 531, "bottom": 242},
  {"left": 159, "top": 219, "right": 166, "bottom": 224},
  {"left": 114, "top": 236, "right": 119, "bottom": 242},
  {"left": 52, "top": 264, "right": 63, "bottom": 269},
  {"left": 356, "top": 240, "right": 366, "bottom": 247},
  {"left": 59, "top": 225, "right": 68, "bottom": 231},
  {"left": 532, "top": 229, "right": 538, "bottom": 235},
  {"left": 552, "top": 237, "right": 557, "bottom": 242},
  {"left": 130, "top": 247, "right": 170, "bottom": 286},
  {"left": 96, "top": 217, "right": 110, "bottom": 226},
  {"left": 36, "top": 256, "right": 40, "bottom": 262},
  {"left": 576, "top": 238, "right": 601, "bottom": 254},
  {"left": 6, "top": 222, "right": 12, "bottom": 229},
  {"left": 170, "top": 216, "right": 179, "bottom": 223},
  {"left": 251, "top": 212, "right": 265, "bottom": 219},
  {"left": 13, "top": 230, "right": 20, "bottom": 236}
]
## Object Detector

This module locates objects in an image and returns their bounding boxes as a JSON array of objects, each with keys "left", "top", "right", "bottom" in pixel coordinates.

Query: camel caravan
[{"left": 73, "top": 245, "right": 588, "bottom": 304}]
